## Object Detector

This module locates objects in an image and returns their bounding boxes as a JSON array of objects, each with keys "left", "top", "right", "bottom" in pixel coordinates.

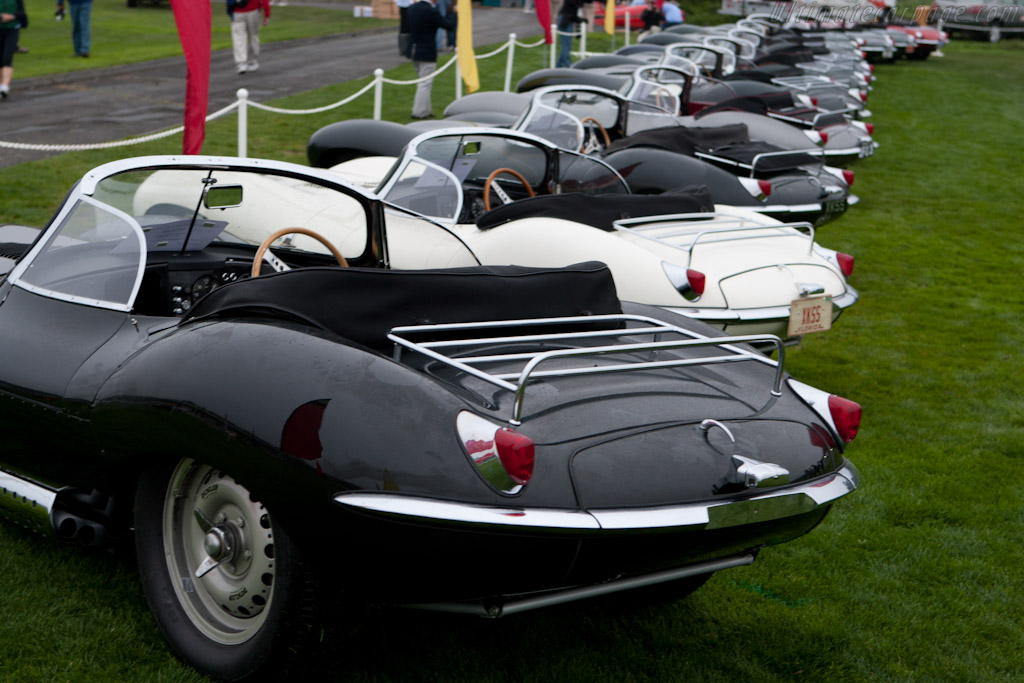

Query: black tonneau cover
[
  {"left": 476, "top": 188, "right": 714, "bottom": 231},
  {"left": 604, "top": 125, "right": 821, "bottom": 173},
  {"left": 184, "top": 262, "right": 622, "bottom": 350}
]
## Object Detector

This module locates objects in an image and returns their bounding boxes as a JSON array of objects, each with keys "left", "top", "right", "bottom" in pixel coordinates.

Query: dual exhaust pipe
[{"left": 0, "top": 469, "right": 112, "bottom": 547}]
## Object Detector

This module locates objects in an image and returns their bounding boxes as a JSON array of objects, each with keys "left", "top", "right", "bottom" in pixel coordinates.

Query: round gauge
[{"left": 191, "top": 275, "right": 216, "bottom": 300}]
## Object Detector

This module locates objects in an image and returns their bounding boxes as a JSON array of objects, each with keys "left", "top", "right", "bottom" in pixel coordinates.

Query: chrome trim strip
[
  {"left": 759, "top": 203, "right": 823, "bottom": 214},
  {"left": 333, "top": 464, "right": 859, "bottom": 532},
  {"left": 0, "top": 469, "right": 57, "bottom": 536},
  {"left": 406, "top": 553, "right": 756, "bottom": 618},
  {"left": 334, "top": 493, "right": 602, "bottom": 530}
]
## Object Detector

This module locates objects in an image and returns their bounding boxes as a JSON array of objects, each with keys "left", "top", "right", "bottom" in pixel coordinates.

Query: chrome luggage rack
[
  {"left": 693, "top": 147, "right": 826, "bottom": 176},
  {"left": 612, "top": 212, "right": 817, "bottom": 258},
  {"left": 770, "top": 74, "right": 847, "bottom": 93},
  {"left": 388, "top": 314, "right": 785, "bottom": 426}
]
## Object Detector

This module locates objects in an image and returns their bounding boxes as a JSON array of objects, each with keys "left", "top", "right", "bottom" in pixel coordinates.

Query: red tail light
[
  {"left": 859, "top": 91, "right": 868, "bottom": 103},
  {"left": 495, "top": 428, "right": 535, "bottom": 485},
  {"left": 837, "top": 252, "right": 854, "bottom": 277},
  {"left": 842, "top": 169, "right": 855, "bottom": 187},
  {"left": 811, "top": 96, "right": 818, "bottom": 106},
  {"left": 865, "top": 123, "right": 875, "bottom": 135},
  {"left": 819, "top": 130, "right": 829, "bottom": 144},
  {"left": 758, "top": 179, "right": 773, "bottom": 197},
  {"left": 686, "top": 269, "right": 706, "bottom": 296},
  {"left": 828, "top": 395, "right": 861, "bottom": 443},
  {"left": 869, "top": 64, "right": 875, "bottom": 72}
]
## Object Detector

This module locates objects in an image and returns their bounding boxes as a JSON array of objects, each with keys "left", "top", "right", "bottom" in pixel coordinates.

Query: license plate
[
  {"left": 788, "top": 295, "right": 833, "bottom": 337},
  {"left": 859, "top": 140, "right": 875, "bottom": 158},
  {"left": 823, "top": 198, "right": 847, "bottom": 216}
]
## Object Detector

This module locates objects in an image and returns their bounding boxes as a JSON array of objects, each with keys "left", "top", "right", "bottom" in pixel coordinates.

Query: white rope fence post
[
  {"left": 455, "top": 50, "right": 463, "bottom": 100},
  {"left": 236, "top": 88, "right": 249, "bottom": 158},
  {"left": 580, "top": 19, "right": 587, "bottom": 57},
  {"left": 550, "top": 24, "right": 557, "bottom": 67},
  {"left": 505, "top": 33, "right": 516, "bottom": 92},
  {"left": 625, "top": 17, "right": 631, "bottom": 46},
  {"left": 373, "top": 68, "right": 384, "bottom": 120}
]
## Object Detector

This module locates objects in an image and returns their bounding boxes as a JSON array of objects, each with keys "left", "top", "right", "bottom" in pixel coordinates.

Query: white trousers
[
  {"left": 412, "top": 61, "right": 436, "bottom": 118},
  {"left": 231, "top": 11, "right": 262, "bottom": 68}
]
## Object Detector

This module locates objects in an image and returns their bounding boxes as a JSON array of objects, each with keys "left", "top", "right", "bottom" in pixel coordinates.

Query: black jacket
[{"left": 407, "top": 0, "right": 457, "bottom": 63}]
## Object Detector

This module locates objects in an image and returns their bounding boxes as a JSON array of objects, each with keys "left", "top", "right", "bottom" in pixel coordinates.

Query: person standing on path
[
  {"left": 55, "top": 0, "right": 91, "bottom": 57},
  {"left": 407, "top": 0, "right": 456, "bottom": 119},
  {"left": 0, "top": 0, "right": 26, "bottom": 99},
  {"left": 231, "top": 0, "right": 270, "bottom": 75},
  {"left": 555, "top": 0, "right": 583, "bottom": 68}
]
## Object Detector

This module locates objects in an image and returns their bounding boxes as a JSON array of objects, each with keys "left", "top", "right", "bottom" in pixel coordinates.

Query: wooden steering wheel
[
  {"left": 251, "top": 227, "right": 349, "bottom": 278},
  {"left": 579, "top": 116, "right": 611, "bottom": 151},
  {"left": 483, "top": 167, "right": 535, "bottom": 212}
]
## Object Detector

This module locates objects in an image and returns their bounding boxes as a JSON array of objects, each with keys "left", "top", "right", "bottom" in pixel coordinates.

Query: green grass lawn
[
  {"left": 1, "top": 24, "right": 1024, "bottom": 683},
  {"left": 11, "top": 0, "right": 396, "bottom": 79}
]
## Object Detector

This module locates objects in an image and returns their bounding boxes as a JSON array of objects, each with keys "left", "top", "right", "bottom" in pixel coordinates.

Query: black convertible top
[
  {"left": 603, "top": 125, "right": 821, "bottom": 173},
  {"left": 183, "top": 262, "right": 622, "bottom": 350},
  {"left": 605, "top": 124, "right": 753, "bottom": 156},
  {"left": 476, "top": 188, "right": 714, "bottom": 231}
]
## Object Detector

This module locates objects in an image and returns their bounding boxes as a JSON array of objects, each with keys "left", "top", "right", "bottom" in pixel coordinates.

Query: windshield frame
[{"left": 7, "top": 155, "right": 382, "bottom": 312}]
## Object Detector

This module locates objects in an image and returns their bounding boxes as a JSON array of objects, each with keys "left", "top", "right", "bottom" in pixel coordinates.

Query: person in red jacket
[{"left": 230, "top": 0, "right": 270, "bottom": 75}]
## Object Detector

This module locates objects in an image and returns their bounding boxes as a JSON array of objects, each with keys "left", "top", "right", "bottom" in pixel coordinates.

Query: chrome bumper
[
  {"left": 333, "top": 463, "right": 859, "bottom": 532},
  {"left": 665, "top": 287, "right": 860, "bottom": 326}
]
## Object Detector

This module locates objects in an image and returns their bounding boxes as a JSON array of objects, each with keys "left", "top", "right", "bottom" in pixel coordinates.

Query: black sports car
[{"left": 0, "top": 156, "right": 861, "bottom": 681}]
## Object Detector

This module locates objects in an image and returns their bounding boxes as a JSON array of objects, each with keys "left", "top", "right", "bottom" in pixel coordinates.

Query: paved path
[{"left": 0, "top": 6, "right": 544, "bottom": 168}]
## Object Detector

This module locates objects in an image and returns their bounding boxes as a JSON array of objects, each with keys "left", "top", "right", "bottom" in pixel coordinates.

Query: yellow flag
[
  {"left": 456, "top": 0, "right": 479, "bottom": 93},
  {"left": 604, "top": 0, "right": 615, "bottom": 35}
]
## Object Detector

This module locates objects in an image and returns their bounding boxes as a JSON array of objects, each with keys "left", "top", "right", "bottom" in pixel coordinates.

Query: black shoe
[
  {"left": 0, "top": 90, "right": 8, "bottom": 100},
  {"left": 411, "top": 113, "right": 434, "bottom": 119}
]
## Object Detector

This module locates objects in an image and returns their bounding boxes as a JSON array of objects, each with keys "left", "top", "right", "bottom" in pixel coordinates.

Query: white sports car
[{"left": 320, "top": 127, "right": 859, "bottom": 341}]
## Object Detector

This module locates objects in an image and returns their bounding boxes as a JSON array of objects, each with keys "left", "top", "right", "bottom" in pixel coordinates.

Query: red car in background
[{"left": 593, "top": 2, "right": 670, "bottom": 30}]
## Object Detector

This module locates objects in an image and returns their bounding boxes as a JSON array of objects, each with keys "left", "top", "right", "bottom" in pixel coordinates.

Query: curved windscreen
[
  {"left": 519, "top": 105, "right": 585, "bottom": 151},
  {"left": 17, "top": 197, "right": 144, "bottom": 310},
  {"left": 383, "top": 159, "right": 463, "bottom": 221},
  {"left": 558, "top": 153, "right": 629, "bottom": 195},
  {"left": 102, "top": 168, "right": 371, "bottom": 259}
]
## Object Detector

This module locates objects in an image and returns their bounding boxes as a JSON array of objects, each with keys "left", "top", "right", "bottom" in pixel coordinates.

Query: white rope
[
  {"left": 0, "top": 100, "right": 239, "bottom": 152},
  {"left": 476, "top": 41, "right": 510, "bottom": 59},
  {"left": 382, "top": 53, "right": 459, "bottom": 85},
  {"left": 247, "top": 78, "right": 377, "bottom": 115},
  {"left": 515, "top": 37, "right": 546, "bottom": 47},
  {"left": 0, "top": 33, "right": 551, "bottom": 153}
]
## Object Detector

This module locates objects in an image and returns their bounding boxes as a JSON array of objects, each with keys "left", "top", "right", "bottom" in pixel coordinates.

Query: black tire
[{"left": 135, "top": 458, "right": 320, "bottom": 681}]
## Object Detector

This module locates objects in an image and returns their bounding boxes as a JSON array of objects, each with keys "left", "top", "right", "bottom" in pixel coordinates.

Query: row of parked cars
[{"left": 0, "top": 12, "right": 937, "bottom": 681}]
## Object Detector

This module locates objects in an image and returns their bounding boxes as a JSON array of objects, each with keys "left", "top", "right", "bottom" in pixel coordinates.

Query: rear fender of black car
[{"left": 90, "top": 319, "right": 494, "bottom": 525}]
